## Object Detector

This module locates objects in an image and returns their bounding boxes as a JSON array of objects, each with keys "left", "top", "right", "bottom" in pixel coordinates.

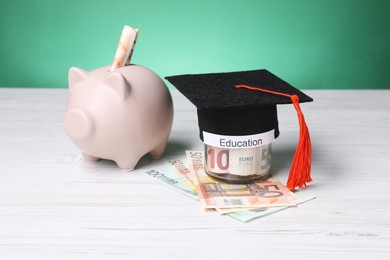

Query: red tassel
[{"left": 235, "top": 84, "right": 312, "bottom": 190}]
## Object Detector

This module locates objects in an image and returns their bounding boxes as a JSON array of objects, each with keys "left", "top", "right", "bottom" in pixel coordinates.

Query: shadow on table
[
  {"left": 163, "top": 139, "right": 193, "bottom": 157},
  {"left": 271, "top": 142, "right": 341, "bottom": 187}
]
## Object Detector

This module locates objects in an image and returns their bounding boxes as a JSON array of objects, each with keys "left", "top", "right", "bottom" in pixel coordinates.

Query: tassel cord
[{"left": 235, "top": 85, "right": 312, "bottom": 190}]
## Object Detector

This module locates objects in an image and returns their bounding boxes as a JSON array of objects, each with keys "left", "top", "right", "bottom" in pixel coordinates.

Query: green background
[{"left": 1, "top": 0, "right": 389, "bottom": 89}]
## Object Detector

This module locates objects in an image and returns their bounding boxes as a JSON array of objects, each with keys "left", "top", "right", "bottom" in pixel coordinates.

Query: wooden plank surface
[{"left": 0, "top": 88, "right": 389, "bottom": 259}]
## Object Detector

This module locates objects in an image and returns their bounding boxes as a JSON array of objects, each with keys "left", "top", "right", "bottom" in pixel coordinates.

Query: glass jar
[{"left": 204, "top": 143, "right": 272, "bottom": 183}]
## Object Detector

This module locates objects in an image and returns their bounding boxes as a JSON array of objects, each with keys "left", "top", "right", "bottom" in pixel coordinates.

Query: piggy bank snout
[{"left": 64, "top": 108, "right": 94, "bottom": 139}]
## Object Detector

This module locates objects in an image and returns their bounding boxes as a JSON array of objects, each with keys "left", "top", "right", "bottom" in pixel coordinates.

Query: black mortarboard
[
  {"left": 165, "top": 69, "right": 313, "bottom": 190},
  {"left": 165, "top": 69, "right": 312, "bottom": 139}
]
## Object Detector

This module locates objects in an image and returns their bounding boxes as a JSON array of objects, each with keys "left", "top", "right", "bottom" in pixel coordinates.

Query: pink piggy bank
[{"left": 64, "top": 65, "right": 174, "bottom": 170}]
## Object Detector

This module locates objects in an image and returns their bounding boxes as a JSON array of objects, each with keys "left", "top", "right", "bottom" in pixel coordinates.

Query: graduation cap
[{"left": 165, "top": 69, "right": 313, "bottom": 190}]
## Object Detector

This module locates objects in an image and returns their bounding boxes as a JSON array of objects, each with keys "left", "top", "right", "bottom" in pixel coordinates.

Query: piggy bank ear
[
  {"left": 103, "top": 72, "right": 130, "bottom": 101},
  {"left": 68, "top": 67, "right": 88, "bottom": 89}
]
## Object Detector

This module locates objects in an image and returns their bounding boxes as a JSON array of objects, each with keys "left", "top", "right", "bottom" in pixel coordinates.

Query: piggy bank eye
[{"left": 103, "top": 72, "right": 130, "bottom": 101}]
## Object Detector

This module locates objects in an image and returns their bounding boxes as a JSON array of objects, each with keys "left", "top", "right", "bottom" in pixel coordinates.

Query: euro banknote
[
  {"left": 185, "top": 150, "right": 299, "bottom": 209},
  {"left": 144, "top": 153, "right": 315, "bottom": 222}
]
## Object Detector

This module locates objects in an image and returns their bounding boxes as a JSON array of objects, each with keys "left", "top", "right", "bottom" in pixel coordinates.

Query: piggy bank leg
[
  {"left": 83, "top": 153, "right": 99, "bottom": 162},
  {"left": 115, "top": 158, "right": 138, "bottom": 171},
  {"left": 149, "top": 138, "right": 168, "bottom": 159}
]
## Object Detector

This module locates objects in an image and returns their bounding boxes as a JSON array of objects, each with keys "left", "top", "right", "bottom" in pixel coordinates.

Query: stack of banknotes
[{"left": 144, "top": 150, "right": 315, "bottom": 222}]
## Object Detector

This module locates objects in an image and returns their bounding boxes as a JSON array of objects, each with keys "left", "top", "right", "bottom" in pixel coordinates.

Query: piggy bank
[{"left": 64, "top": 65, "right": 174, "bottom": 170}]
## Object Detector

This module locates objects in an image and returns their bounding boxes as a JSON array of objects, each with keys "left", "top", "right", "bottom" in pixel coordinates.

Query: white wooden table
[{"left": 0, "top": 88, "right": 389, "bottom": 259}]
